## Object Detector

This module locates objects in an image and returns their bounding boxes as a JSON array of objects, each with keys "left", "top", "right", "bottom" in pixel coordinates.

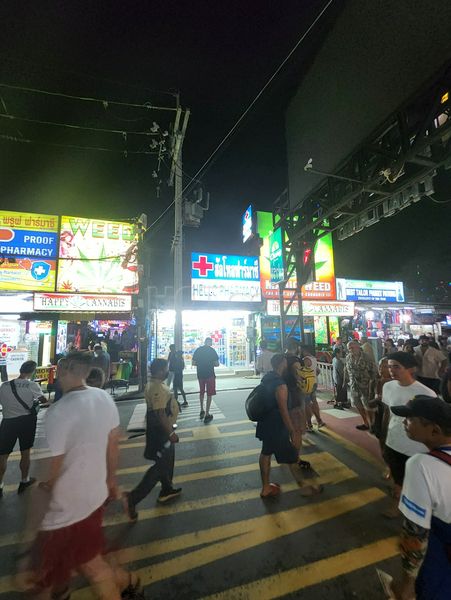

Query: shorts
[
  {"left": 0, "top": 414, "right": 37, "bottom": 454},
  {"left": 261, "top": 431, "right": 298, "bottom": 464},
  {"left": 198, "top": 376, "right": 216, "bottom": 396},
  {"left": 30, "top": 505, "right": 105, "bottom": 591},
  {"left": 351, "top": 388, "right": 372, "bottom": 410},
  {"left": 304, "top": 390, "right": 317, "bottom": 405},
  {"left": 383, "top": 445, "right": 409, "bottom": 486}
]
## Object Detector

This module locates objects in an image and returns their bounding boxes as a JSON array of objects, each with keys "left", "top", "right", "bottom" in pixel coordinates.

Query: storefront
[{"left": 152, "top": 309, "right": 252, "bottom": 368}]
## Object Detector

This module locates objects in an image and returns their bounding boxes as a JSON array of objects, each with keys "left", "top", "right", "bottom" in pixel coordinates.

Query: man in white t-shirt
[
  {"left": 381, "top": 351, "right": 436, "bottom": 518},
  {"left": 388, "top": 396, "right": 451, "bottom": 600},
  {"left": 255, "top": 340, "right": 275, "bottom": 377},
  {"left": 414, "top": 335, "right": 447, "bottom": 394},
  {"left": 0, "top": 360, "right": 46, "bottom": 497},
  {"left": 28, "top": 352, "right": 142, "bottom": 600}
]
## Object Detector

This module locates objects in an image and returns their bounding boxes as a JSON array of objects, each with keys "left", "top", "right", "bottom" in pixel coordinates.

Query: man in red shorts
[
  {"left": 28, "top": 352, "right": 142, "bottom": 599},
  {"left": 192, "top": 337, "right": 219, "bottom": 424}
]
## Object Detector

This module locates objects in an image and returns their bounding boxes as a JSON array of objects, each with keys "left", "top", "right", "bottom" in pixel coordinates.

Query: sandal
[
  {"left": 260, "top": 483, "right": 281, "bottom": 498},
  {"left": 298, "top": 459, "right": 311, "bottom": 470},
  {"left": 121, "top": 574, "right": 146, "bottom": 599}
]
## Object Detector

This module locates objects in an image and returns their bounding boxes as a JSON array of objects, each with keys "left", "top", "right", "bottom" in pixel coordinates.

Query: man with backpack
[
  {"left": 255, "top": 353, "right": 323, "bottom": 498},
  {"left": 0, "top": 360, "right": 46, "bottom": 497},
  {"left": 388, "top": 396, "right": 451, "bottom": 600}
]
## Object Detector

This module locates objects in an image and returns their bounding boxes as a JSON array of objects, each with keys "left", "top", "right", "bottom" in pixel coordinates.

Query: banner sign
[
  {"left": 336, "top": 278, "right": 405, "bottom": 303},
  {"left": 266, "top": 299, "right": 299, "bottom": 316},
  {"left": 242, "top": 204, "right": 253, "bottom": 243},
  {"left": 0, "top": 210, "right": 58, "bottom": 291},
  {"left": 191, "top": 253, "right": 261, "bottom": 302},
  {"left": 57, "top": 216, "right": 138, "bottom": 294},
  {"left": 34, "top": 293, "right": 132, "bottom": 312},
  {"left": 269, "top": 228, "right": 284, "bottom": 284},
  {"left": 302, "top": 301, "right": 355, "bottom": 316},
  {"left": 302, "top": 232, "right": 336, "bottom": 300}
]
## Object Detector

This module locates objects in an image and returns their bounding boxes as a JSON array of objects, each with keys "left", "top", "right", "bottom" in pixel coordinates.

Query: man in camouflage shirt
[{"left": 345, "top": 340, "right": 378, "bottom": 431}]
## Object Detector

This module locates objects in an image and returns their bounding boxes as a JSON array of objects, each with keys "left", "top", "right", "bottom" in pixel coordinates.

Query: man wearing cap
[
  {"left": 381, "top": 352, "right": 436, "bottom": 517},
  {"left": 389, "top": 396, "right": 451, "bottom": 600}
]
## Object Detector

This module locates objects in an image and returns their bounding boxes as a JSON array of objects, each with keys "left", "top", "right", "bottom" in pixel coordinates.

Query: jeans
[{"left": 129, "top": 443, "right": 175, "bottom": 506}]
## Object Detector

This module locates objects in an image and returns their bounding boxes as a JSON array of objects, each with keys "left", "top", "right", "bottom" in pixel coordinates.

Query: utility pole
[{"left": 171, "top": 107, "right": 190, "bottom": 351}]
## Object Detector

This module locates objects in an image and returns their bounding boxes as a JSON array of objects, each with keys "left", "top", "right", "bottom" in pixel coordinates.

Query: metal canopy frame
[{"left": 273, "top": 63, "right": 451, "bottom": 347}]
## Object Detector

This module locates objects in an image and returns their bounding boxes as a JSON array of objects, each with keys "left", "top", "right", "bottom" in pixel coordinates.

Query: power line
[
  {"left": 0, "top": 112, "right": 157, "bottom": 137},
  {"left": 0, "top": 132, "right": 157, "bottom": 155},
  {"left": 144, "top": 0, "right": 335, "bottom": 233},
  {"left": 183, "top": 0, "right": 335, "bottom": 190},
  {"left": 0, "top": 82, "right": 178, "bottom": 112}
]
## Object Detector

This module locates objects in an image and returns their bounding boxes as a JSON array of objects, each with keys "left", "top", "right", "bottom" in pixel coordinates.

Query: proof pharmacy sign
[
  {"left": 191, "top": 253, "right": 261, "bottom": 303},
  {"left": 34, "top": 293, "right": 132, "bottom": 312}
]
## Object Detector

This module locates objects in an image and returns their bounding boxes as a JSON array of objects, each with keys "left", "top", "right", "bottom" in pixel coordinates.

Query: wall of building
[{"left": 286, "top": 0, "right": 451, "bottom": 208}]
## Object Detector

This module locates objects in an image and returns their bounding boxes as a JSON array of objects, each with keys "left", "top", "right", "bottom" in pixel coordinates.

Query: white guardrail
[{"left": 317, "top": 361, "right": 334, "bottom": 392}]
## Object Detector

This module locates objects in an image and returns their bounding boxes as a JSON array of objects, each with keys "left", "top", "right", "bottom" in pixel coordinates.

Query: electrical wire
[
  {"left": 0, "top": 112, "right": 156, "bottom": 136},
  {"left": 144, "top": 0, "right": 335, "bottom": 233},
  {"left": 430, "top": 194, "right": 451, "bottom": 204},
  {"left": 0, "top": 82, "right": 178, "bottom": 112},
  {"left": 183, "top": 0, "right": 335, "bottom": 190},
  {"left": 0, "top": 132, "right": 157, "bottom": 155}
]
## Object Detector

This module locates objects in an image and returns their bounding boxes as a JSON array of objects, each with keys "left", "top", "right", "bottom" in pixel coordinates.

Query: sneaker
[
  {"left": 306, "top": 425, "right": 314, "bottom": 433},
  {"left": 356, "top": 424, "right": 370, "bottom": 431},
  {"left": 17, "top": 478, "right": 36, "bottom": 495},
  {"left": 199, "top": 410, "right": 205, "bottom": 420},
  {"left": 122, "top": 492, "right": 138, "bottom": 522},
  {"left": 203, "top": 414, "right": 214, "bottom": 424},
  {"left": 157, "top": 487, "right": 182, "bottom": 503},
  {"left": 182, "top": 401, "right": 189, "bottom": 407},
  {"left": 317, "top": 421, "right": 326, "bottom": 429}
]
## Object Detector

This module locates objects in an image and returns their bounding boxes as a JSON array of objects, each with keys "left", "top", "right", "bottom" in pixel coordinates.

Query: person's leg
[
  {"left": 179, "top": 378, "right": 188, "bottom": 405},
  {"left": 128, "top": 462, "right": 160, "bottom": 507},
  {"left": 78, "top": 554, "right": 121, "bottom": 600},
  {"left": 310, "top": 393, "right": 325, "bottom": 427},
  {"left": 0, "top": 365, "right": 8, "bottom": 382},
  {"left": 205, "top": 394, "right": 212, "bottom": 416},
  {"left": 199, "top": 379, "right": 205, "bottom": 417},
  {"left": 259, "top": 453, "right": 273, "bottom": 495},
  {"left": 19, "top": 449, "right": 31, "bottom": 481},
  {"left": 159, "top": 444, "right": 175, "bottom": 493},
  {"left": 305, "top": 399, "right": 313, "bottom": 430},
  {"left": 0, "top": 454, "right": 8, "bottom": 486},
  {"left": 352, "top": 391, "right": 370, "bottom": 429}
]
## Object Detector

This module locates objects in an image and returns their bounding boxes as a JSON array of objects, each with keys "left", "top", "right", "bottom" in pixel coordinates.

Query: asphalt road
[{"left": 0, "top": 389, "right": 401, "bottom": 599}]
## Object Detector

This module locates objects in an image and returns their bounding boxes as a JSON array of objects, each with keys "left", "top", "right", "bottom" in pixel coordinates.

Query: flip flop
[
  {"left": 260, "top": 483, "right": 281, "bottom": 498},
  {"left": 298, "top": 459, "right": 311, "bottom": 470}
]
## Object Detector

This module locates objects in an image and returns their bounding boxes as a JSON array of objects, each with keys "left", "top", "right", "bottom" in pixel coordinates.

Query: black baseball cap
[{"left": 391, "top": 395, "right": 451, "bottom": 429}]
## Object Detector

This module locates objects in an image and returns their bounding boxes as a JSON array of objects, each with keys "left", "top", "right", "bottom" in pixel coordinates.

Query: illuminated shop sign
[
  {"left": 34, "top": 293, "right": 132, "bottom": 312},
  {"left": 269, "top": 228, "right": 285, "bottom": 284},
  {"left": 242, "top": 204, "right": 253, "bottom": 243},
  {"left": 57, "top": 216, "right": 138, "bottom": 294},
  {"left": 302, "top": 301, "right": 355, "bottom": 316},
  {"left": 301, "top": 232, "right": 336, "bottom": 300},
  {"left": 336, "top": 278, "right": 405, "bottom": 303},
  {"left": 266, "top": 299, "right": 299, "bottom": 316},
  {"left": 0, "top": 210, "right": 58, "bottom": 292},
  {"left": 191, "top": 252, "right": 261, "bottom": 303}
]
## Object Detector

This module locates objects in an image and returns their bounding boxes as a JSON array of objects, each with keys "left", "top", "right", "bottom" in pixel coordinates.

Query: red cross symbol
[
  {"left": 193, "top": 255, "right": 214, "bottom": 277},
  {"left": 0, "top": 342, "right": 13, "bottom": 358},
  {"left": 210, "top": 331, "right": 223, "bottom": 343}
]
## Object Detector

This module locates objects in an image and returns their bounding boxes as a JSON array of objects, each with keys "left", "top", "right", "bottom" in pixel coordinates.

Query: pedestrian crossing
[
  {"left": 0, "top": 395, "right": 398, "bottom": 599},
  {"left": 127, "top": 399, "right": 226, "bottom": 432}
]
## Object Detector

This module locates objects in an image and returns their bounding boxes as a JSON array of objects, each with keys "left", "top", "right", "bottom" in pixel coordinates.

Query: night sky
[{"left": 1, "top": 1, "right": 449, "bottom": 298}]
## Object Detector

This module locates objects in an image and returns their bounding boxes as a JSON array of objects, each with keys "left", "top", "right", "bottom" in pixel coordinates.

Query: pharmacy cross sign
[
  {"left": 192, "top": 255, "right": 214, "bottom": 277},
  {"left": 0, "top": 342, "right": 13, "bottom": 359}
]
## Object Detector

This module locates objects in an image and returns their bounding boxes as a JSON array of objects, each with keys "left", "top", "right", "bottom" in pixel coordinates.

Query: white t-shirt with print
[
  {"left": 399, "top": 449, "right": 451, "bottom": 528},
  {"left": 41, "top": 387, "right": 120, "bottom": 530},
  {"left": 382, "top": 380, "right": 436, "bottom": 456},
  {"left": 0, "top": 379, "right": 43, "bottom": 419}
]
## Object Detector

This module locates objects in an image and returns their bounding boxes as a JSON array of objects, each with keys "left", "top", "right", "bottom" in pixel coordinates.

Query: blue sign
[
  {"left": 242, "top": 204, "right": 253, "bottom": 243},
  {"left": 336, "top": 278, "right": 405, "bottom": 303},
  {"left": 191, "top": 252, "right": 261, "bottom": 302},
  {"left": 0, "top": 228, "right": 58, "bottom": 259}
]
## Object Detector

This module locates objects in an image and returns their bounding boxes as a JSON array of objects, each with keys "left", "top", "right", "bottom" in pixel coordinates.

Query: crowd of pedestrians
[{"left": 0, "top": 329, "right": 450, "bottom": 598}]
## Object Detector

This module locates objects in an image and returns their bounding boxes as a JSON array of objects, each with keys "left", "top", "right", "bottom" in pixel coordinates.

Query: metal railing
[{"left": 317, "top": 361, "right": 334, "bottom": 392}]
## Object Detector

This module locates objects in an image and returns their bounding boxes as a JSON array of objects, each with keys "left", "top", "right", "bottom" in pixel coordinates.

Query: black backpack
[{"left": 245, "top": 383, "right": 272, "bottom": 422}]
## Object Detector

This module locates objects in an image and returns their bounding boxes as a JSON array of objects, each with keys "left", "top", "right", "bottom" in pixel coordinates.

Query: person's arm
[
  {"left": 150, "top": 408, "right": 179, "bottom": 443},
  {"left": 39, "top": 455, "right": 65, "bottom": 491},
  {"left": 106, "top": 426, "right": 121, "bottom": 499},
  {"left": 275, "top": 383, "right": 298, "bottom": 447},
  {"left": 438, "top": 357, "right": 447, "bottom": 378},
  {"left": 192, "top": 350, "right": 197, "bottom": 367},
  {"left": 214, "top": 350, "right": 220, "bottom": 367},
  {"left": 30, "top": 381, "right": 47, "bottom": 405},
  {"left": 391, "top": 518, "right": 429, "bottom": 599}
]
